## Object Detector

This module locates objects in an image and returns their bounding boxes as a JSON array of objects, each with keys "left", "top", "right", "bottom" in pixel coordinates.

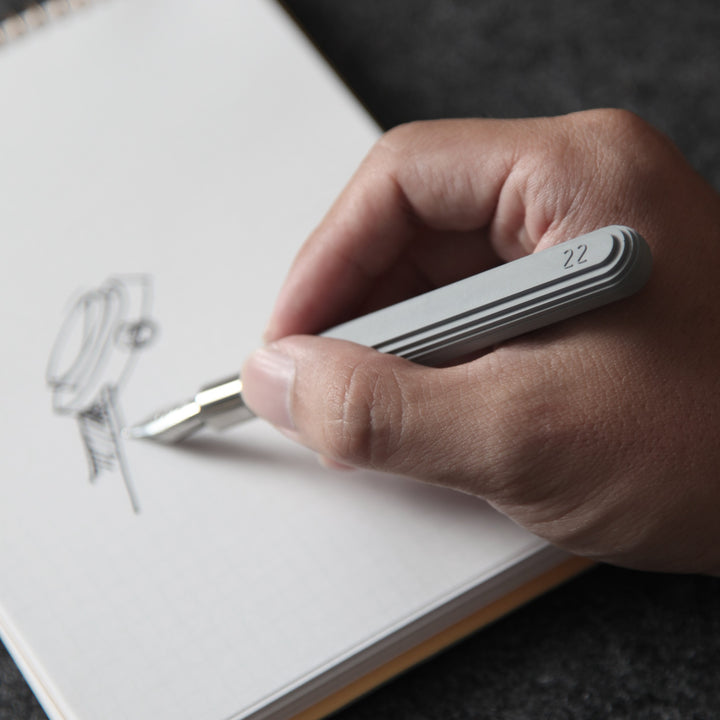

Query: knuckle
[
  {"left": 374, "top": 121, "right": 429, "bottom": 156},
  {"left": 371, "top": 120, "right": 455, "bottom": 171},
  {"left": 322, "top": 360, "right": 407, "bottom": 468},
  {"left": 581, "top": 107, "right": 647, "bottom": 135},
  {"left": 575, "top": 108, "right": 677, "bottom": 169},
  {"left": 520, "top": 108, "right": 680, "bottom": 234},
  {"left": 365, "top": 124, "right": 415, "bottom": 172}
]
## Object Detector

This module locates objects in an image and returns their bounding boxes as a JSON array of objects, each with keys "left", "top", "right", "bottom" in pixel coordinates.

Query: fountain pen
[{"left": 128, "top": 226, "right": 651, "bottom": 444}]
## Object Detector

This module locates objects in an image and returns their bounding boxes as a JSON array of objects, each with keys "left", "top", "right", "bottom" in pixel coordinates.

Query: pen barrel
[
  {"left": 322, "top": 226, "right": 652, "bottom": 366},
  {"left": 195, "top": 376, "right": 255, "bottom": 430},
  {"left": 133, "top": 226, "right": 651, "bottom": 443}
]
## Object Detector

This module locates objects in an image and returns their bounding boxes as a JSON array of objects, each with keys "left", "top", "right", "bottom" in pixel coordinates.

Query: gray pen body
[
  {"left": 323, "top": 225, "right": 651, "bottom": 365},
  {"left": 130, "top": 225, "right": 652, "bottom": 442}
]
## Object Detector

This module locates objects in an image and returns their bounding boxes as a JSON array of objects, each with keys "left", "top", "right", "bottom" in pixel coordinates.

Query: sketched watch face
[
  {"left": 47, "top": 277, "right": 156, "bottom": 413},
  {"left": 46, "top": 275, "right": 157, "bottom": 513}
]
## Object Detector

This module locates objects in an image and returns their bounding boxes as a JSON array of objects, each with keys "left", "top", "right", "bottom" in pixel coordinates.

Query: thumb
[{"left": 241, "top": 336, "right": 485, "bottom": 479}]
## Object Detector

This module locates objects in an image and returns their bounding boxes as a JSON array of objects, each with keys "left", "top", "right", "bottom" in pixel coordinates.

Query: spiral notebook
[{"left": 0, "top": 2, "right": 588, "bottom": 719}]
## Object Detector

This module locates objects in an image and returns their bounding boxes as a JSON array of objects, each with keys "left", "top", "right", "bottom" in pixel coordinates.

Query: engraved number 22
[{"left": 562, "top": 243, "right": 588, "bottom": 269}]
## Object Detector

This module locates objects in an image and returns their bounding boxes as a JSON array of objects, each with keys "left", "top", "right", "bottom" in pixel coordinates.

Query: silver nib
[
  {"left": 126, "top": 375, "right": 255, "bottom": 443},
  {"left": 125, "top": 400, "right": 204, "bottom": 443}
]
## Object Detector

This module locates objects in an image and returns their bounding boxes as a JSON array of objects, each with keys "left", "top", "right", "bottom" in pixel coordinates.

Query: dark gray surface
[
  {"left": 2, "top": 1, "right": 720, "bottom": 719},
  {"left": 284, "top": 0, "right": 720, "bottom": 189}
]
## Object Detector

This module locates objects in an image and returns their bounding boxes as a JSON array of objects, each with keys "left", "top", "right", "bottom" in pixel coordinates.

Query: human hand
[{"left": 242, "top": 110, "right": 720, "bottom": 574}]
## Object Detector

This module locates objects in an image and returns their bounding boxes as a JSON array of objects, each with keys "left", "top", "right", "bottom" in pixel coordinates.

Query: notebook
[{"left": 0, "top": 2, "right": 588, "bottom": 718}]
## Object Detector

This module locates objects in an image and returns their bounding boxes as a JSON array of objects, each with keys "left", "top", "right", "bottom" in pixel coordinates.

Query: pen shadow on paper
[
  {"left": 175, "top": 434, "right": 491, "bottom": 520},
  {"left": 172, "top": 434, "right": 320, "bottom": 473},
  {"left": 46, "top": 275, "right": 157, "bottom": 514}
]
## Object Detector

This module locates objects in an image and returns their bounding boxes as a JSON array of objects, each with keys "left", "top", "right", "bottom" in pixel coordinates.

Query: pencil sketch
[{"left": 46, "top": 275, "right": 157, "bottom": 513}]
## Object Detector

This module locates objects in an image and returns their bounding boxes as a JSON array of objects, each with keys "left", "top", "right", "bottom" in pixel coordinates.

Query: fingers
[
  {"left": 263, "top": 118, "right": 523, "bottom": 341},
  {"left": 240, "top": 324, "right": 642, "bottom": 507},
  {"left": 241, "top": 336, "right": 501, "bottom": 483},
  {"left": 243, "top": 109, "right": 720, "bottom": 573},
  {"left": 263, "top": 110, "right": 675, "bottom": 343}
]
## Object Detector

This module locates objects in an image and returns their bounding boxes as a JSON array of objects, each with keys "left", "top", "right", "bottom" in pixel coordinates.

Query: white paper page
[{"left": 0, "top": 2, "right": 557, "bottom": 719}]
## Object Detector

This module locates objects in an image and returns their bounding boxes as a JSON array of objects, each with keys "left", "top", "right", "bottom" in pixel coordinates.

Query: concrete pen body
[{"left": 128, "top": 226, "right": 652, "bottom": 444}]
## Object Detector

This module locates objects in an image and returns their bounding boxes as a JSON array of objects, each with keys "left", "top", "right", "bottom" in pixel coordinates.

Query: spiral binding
[{"left": 0, "top": 0, "right": 96, "bottom": 46}]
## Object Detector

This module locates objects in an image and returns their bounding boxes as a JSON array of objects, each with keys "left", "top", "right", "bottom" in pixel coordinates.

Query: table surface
[{"left": 2, "top": 1, "right": 720, "bottom": 718}]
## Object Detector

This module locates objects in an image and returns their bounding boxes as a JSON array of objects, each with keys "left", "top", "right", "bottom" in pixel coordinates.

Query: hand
[{"left": 242, "top": 109, "right": 720, "bottom": 574}]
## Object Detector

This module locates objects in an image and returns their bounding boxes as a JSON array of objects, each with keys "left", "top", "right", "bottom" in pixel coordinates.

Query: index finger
[{"left": 263, "top": 118, "right": 527, "bottom": 341}]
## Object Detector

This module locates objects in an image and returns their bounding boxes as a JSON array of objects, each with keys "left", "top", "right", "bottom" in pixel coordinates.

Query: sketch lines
[{"left": 46, "top": 276, "right": 157, "bottom": 513}]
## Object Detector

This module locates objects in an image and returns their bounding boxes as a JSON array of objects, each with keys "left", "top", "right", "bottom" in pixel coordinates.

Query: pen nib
[
  {"left": 126, "top": 400, "right": 204, "bottom": 444},
  {"left": 126, "top": 375, "right": 254, "bottom": 444}
]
